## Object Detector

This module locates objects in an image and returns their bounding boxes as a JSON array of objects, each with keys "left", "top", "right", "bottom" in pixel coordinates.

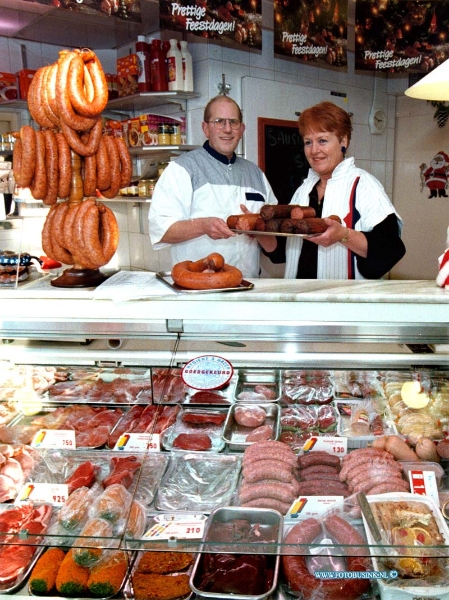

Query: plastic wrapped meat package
[
  {"left": 333, "top": 370, "right": 385, "bottom": 400},
  {"left": 184, "top": 374, "right": 238, "bottom": 406},
  {"left": 161, "top": 407, "right": 228, "bottom": 452},
  {"left": 361, "top": 492, "right": 449, "bottom": 599},
  {"left": 1, "top": 405, "right": 127, "bottom": 449},
  {"left": 36, "top": 450, "right": 168, "bottom": 541},
  {"left": 281, "top": 503, "right": 373, "bottom": 600},
  {"left": 281, "top": 369, "right": 334, "bottom": 405},
  {"left": 0, "top": 443, "right": 41, "bottom": 503},
  {"left": 45, "top": 365, "right": 153, "bottom": 404},
  {"left": 336, "top": 399, "right": 398, "bottom": 447},
  {"left": 155, "top": 452, "right": 242, "bottom": 512},
  {"left": 0, "top": 502, "right": 54, "bottom": 593},
  {"left": 151, "top": 368, "right": 187, "bottom": 404},
  {"left": 279, "top": 403, "right": 337, "bottom": 450}
]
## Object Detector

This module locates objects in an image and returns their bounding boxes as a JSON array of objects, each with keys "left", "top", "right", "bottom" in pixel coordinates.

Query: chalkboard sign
[{"left": 258, "top": 118, "right": 309, "bottom": 205}]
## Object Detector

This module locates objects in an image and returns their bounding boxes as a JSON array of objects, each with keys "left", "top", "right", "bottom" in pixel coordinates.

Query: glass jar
[
  {"left": 157, "top": 124, "right": 171, "bottom": 145},
  {"left": 147, "top": 178, "right": 158, "bottom": 198},
  {"left": 158, "top": 161, "right": 169, "bottom": 177},
  {"left": 170, "top": 124, "right": 181, "bottom": 145},
  {"left": 139, "top": 179, "right": 149, "bottom": 197}
]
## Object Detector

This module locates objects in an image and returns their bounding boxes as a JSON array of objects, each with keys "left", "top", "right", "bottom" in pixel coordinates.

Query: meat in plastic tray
[
  {"left": 4, "top": 404, "right": 127, "bottom": 449},
  {"left": 161, "top": 407, "right": 228, "bottom": 452},
  {"left": 0, "top": 502, "right": 53, "bottom": 593},
  {"left": 281, "top": 369, "right": 334, "bottom": 405},
  {"left": 155, "top": 452, "right": 242, "bottom": 512},
  {"left": 28, "top": 547, "right": 132, "bottom": 599},
  {"left": 45, "top": 366, "right": 153, "bottom": 404},
  {"left": 336, "top": 398, "right": 397, "bottom": 446},
  {"left": 361, "top": 492, "right": 449, "bottom": 597}
]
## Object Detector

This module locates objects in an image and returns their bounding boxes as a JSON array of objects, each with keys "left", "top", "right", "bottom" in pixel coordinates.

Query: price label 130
[{"left": 302, "top": 436, "right": 347, "bottom": 456}]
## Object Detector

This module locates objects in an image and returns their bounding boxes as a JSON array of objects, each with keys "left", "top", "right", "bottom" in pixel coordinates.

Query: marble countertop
[{"left": 0, "top": 272, "right": 448, "bottom": 304}]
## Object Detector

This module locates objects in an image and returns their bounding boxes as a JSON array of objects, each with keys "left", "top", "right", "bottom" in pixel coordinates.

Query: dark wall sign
[
  {"left": 258, "top": 118, "right": 309, "bottom": 205},
  {"left": 355, "top": 0, "right": 449, "bottom": 72},
  {"left": 160, "top": 0, "right": 262, "bottom": 49}
]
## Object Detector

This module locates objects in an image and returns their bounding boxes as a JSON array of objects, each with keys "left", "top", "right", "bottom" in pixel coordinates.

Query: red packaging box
[
  {"left": 0, "top": 72, "right": 18, "bottom": 102},
  {"left": 16, "top": 69, "right": 36, "bottom": 101},
  {"left": 117, "top": 54, "right": 139, "bottom": 97}
]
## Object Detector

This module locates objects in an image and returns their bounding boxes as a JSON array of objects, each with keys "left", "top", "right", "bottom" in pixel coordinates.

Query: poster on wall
[
  {"left": 31, "top": 0, "right": 142, "bottom": 22},
  {"left": 274, "top": 0, "right": 348, "bottom": 70},
  {"left": 159, "top": 0, "right": 262, "bottom": 49},
  {"left": 355, "top": 0, "right": 449, "bottom": 72}
]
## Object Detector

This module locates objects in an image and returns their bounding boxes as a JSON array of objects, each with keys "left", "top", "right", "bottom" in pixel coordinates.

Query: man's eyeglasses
[{"left": 208, "top": 118, "right": 242, "bottom": 129}]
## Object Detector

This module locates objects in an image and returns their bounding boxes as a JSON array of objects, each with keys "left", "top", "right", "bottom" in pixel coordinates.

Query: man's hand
[{"left": 239, "top": 204, "right": 276, "bottom": 252}]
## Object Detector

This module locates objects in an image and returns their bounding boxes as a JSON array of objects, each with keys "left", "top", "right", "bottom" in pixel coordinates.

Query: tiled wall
[{"left": 0, "top": 29, "right": 411, "bottom": 276}]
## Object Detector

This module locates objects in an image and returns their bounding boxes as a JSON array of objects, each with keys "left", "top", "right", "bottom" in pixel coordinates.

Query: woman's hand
[
  {"left": 239, "top": 204, "right": 277, "bottom": 252},
  {"left": 308, "top": 218, "right": 368, "bottom": 258}
]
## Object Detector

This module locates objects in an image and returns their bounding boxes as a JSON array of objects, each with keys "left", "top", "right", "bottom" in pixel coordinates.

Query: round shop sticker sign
[{"left": 182, "top": 355, "right": 233, "bottom": 390}]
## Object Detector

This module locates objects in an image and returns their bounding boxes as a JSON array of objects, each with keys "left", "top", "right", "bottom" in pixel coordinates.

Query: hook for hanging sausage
[{"left": 218, "top": 74, "right": 231, "bottom": 95}]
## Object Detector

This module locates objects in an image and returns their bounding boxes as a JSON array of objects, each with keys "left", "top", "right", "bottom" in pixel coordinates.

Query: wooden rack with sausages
[{"left": 12, "top": 49, "right": 132, "bottom": 288}]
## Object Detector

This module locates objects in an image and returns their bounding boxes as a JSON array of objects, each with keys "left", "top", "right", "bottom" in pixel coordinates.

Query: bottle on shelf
[
  {"left": 166, "top": 39, "right": 183, "bottom": 92},
  {"left": 180, "top": 41, "right": 194, "bottom": 93},
  {"left": 136, "top": 35, "right": 150, "bottom": 92},
  {"left": 149, "top": 39, "right": 168, "bottom": 92},
  {"left": 161, "top": 40, "right": 171, "bottom": 89}
]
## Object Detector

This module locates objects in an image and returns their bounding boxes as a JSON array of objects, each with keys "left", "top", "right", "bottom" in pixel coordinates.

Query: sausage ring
[
  {"left": 68, "top": 50, "right": 108, "bottom": 118},
  {"left": 13, "top": 126, "right": 36, "bottom": 188},
  {"left": 171, "top": 253, "right": 242, "bottom": 290}
]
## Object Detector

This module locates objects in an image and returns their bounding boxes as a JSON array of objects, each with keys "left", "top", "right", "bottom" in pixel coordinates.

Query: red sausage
[
  {"left": 115, "top": 136, "right": 133, "bottom": 188},
  {"left": 243, "top": 497, "right": 291, "bottom": 514},
  {"left": 239, "top": 480, "right": 298, "bottom": 504},
  {"left": 29, "top": 131, "right": 47, "bottom": 201},
  {"left": 297, "top": 451, "right": 341, "bottom": 469},
  {"left": 95, "top": 136, "right": 111, "bottom": 191},
  {"left": 55, "top": 132, "right": 71, "bottom": 199},
  {"left": 242, "top": 459, "right": 295, "bottom": 484},
  {"left": 300, "top": 464, "right": 340, "bottom": 478},
  {"left": 99, "top": 136, "right": 121, "bottom": 199},
  {"left": 98, "top": 204, "right": 119, "bottom": 264},
  {"left": 42, "top": 129, "right": 59, "bottom": 205}
]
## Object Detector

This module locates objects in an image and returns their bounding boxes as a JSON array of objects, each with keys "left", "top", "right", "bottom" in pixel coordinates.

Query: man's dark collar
[{"left": 203, "top": 140, "right": 236, "bottom": 165}]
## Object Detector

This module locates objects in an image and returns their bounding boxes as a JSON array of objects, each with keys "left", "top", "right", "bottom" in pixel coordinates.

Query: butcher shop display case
[{"left": 0, "top": 278, "right": 449, "bottom": 598}]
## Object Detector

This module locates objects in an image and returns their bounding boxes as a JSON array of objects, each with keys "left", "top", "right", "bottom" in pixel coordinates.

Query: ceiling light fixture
[{"left": 405, "top": 58, "right": 449, "bottom": 101}]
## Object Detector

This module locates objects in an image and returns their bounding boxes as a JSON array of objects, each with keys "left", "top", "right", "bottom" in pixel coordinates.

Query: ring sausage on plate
[{"left": 171, "top": 253, "right": 243, "bottom": 290}]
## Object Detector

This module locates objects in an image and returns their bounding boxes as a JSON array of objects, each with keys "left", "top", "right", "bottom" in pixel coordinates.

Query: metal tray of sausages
[{"left": 156, "top": 272, "right": 254, "bottom": 293}]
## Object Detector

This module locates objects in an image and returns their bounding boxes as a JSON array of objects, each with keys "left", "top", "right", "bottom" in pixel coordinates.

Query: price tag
[
  {"left": 288, "top": 496, "right": 343, "bottom": 518},
  {"left": 16, "top": 483, "right": 68, "bottom": 506},
  {"left": 409, "top": 470, "right": 439, "bottom": 505},
  {"left": 144, "top": 519, "right": 205, "bottom": 540},
  {"left": 31, "top": 429, "right": 76, "bottom": 449},
  {"left": 113, "top": 432, "right": 160, "bottom": 452},
  {"left": 301, "top": 436, "right": 347, "bottom": 456},
  {"left": 182, "top": 355, "right": 233, "bottom": 390}
]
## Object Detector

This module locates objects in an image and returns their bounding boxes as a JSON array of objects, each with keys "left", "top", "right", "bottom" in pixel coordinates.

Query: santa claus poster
[
  {"left": 273, "top": 0, "right": 348, "bottom": 69},
  {"left": 355, "top": 0, "right": 449, "bottom": 72},
  {"left": 420, "top": 150, "right": 449, "bottom": 199},
  {"left": 159, "top": 0, "right": 262, "bottom": 48}
]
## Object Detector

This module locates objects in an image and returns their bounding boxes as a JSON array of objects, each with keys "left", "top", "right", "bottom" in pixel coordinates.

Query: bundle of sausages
[
  {"left": 296, "top": 451, "right": 349, "bottom": 497},
  {"left": 227, "top": 204, "right": 342, "bottom": 235},
  {"left": 282, "top": 515, "right": 371, "bottom": 600},
  {"left": 28, "top": 49, "right": 108, "bottom": 156},
  {"left": 238, "top": 440, "right": 300, "bottom": 514},
  {"left": 42, "top": 198, "right": 118, "bottom": 269},
  {"left": 338, "top": 447, "right": 410, "bottom": 495}
]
